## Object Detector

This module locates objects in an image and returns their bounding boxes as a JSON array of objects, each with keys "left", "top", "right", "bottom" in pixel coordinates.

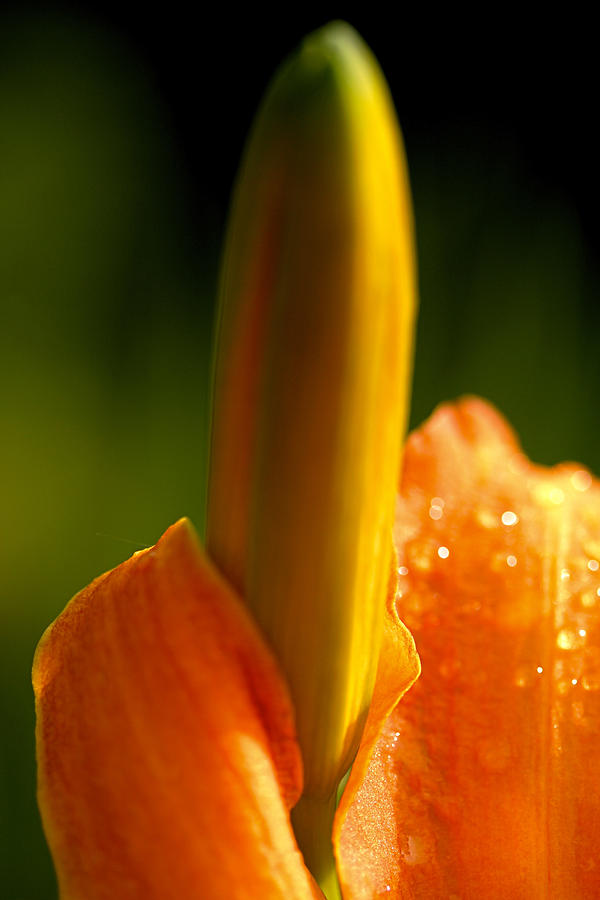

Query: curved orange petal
[
  {"left": 337, "top": 397, "right": 600, "bottom": 898},
  {"left": 33, "top": 518, "right": 321, "bottom": 900},
  {"left": 334, "top": 556, "right": 421, "bottom": 898}
]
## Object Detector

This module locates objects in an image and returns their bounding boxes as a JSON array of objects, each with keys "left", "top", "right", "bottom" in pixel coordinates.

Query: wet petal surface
[{"left": 337, "top": 397, "right": 600, "bottom": 899}]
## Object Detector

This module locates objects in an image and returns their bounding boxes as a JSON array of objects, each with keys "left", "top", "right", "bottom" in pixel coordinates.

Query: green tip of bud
[{"left": 206, "top": 21, "right": 417, "bottom": 895}]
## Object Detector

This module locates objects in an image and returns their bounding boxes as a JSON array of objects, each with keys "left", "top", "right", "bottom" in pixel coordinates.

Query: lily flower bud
[{"left": 206, "top": 22, "right": 416, "bottom": 892}]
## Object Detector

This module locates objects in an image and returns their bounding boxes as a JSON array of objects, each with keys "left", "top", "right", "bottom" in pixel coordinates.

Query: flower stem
[{"left": 292, "top": 792, "right": 342, "bottom": 900}]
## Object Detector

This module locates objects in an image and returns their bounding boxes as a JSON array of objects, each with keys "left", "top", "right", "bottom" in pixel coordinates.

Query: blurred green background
[{"left": 1, "top": 6, "right": 598, "bottom": 897}]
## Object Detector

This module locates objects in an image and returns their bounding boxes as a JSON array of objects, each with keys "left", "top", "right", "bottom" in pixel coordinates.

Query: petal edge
[{"left": 34, "top": 518, "right": 321, "bottom": 900}]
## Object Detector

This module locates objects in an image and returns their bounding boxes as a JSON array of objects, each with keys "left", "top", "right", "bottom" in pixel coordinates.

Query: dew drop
[
  {"left": 398, "top": 565, "right": 408, "bottom": 576},
  {"left": 557, "top": 629, "right": 582, "bottom": 651},
  {"left": 537, "top": 666, "right": 544, "bottom": 674},
  {"left": 429, "top": 505, "right": 443, "bottom": 520},
  {"left": 507, "top": 555, "right": 517, "bottom": 568},
  {"left": 588, "top": 559, "right": 599, "bottom": 572},
  {"left": 572, "top": 469, "right": 592, "bottom": 492},
  {"left": 556, "top": 630, "right": 573, "bottom": 650},
  {"left": 501, "top": 510, "right": 519, "bottom": 526},
  {"left": 438, "top": 546, "right": 449, "bottom": 559}
]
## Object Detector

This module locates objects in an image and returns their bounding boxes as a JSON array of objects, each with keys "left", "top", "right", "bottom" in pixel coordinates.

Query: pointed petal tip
[
  {"left": 33, "top": 518, "right": 195, "bottom": 697},
  {"left": 413, "top": 394, "right": 522, "bottom": 453},
  {"left": 34, "top": 518, "right": 319, "bottom": 899},
  {"left": 338, "top": 396, "right": 600, "bottom": 899}
]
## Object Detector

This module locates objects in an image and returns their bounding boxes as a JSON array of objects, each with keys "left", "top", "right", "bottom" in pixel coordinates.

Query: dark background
[{"left": 1, "top": 5, "right": 598, "bottom": 896}]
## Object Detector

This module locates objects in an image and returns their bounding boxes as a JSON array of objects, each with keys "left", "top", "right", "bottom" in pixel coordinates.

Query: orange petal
[
  {"left": 33, "top": 518, "right": 321, "bottom": 900},
  {"left": 338, "top": 397, "right": 600, "bottom": 898},
  {"left": 334, "top": 554, "right": 421, "bottom": 898}
]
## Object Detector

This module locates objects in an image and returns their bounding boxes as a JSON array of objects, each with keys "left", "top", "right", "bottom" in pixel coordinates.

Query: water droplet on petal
[
  {"left": 557, "top": 629, "right": 583, "bottom": 651},
  {"left": 572, "top": 469, "right": 592, "bottom": 492}
]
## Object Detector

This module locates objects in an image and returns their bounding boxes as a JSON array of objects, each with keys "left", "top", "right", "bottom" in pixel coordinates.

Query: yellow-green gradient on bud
[{"left": 206, "top": 21, "right": 416, "bottom": 884}]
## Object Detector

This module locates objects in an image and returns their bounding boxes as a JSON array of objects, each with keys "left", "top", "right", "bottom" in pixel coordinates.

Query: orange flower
[
  {"left": 33, "top": 20, "right": 600, "bottom": 900},
  {"left": 33, "top": 518, "right": 329, "bottom": 899},
  {"left": 338, "top": 397, "right": 600, "bottom": 899},
  {"left": 32, "top": 514, "right": 417, "bottom": 899},
  {"left": 34, "top": 21, "right": 420, "bottom": 900},
  {"left": 33, "top": 398, "right": 600, "bottom": 898}
]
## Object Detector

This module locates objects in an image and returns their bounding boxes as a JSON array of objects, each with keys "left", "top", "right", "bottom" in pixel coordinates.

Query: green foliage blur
[
  {"left": 0, "top": 13, "right": 213, "bottom": 896},
  {"left": 1, "top": 9, "right": 598, "bottom": 898}
]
